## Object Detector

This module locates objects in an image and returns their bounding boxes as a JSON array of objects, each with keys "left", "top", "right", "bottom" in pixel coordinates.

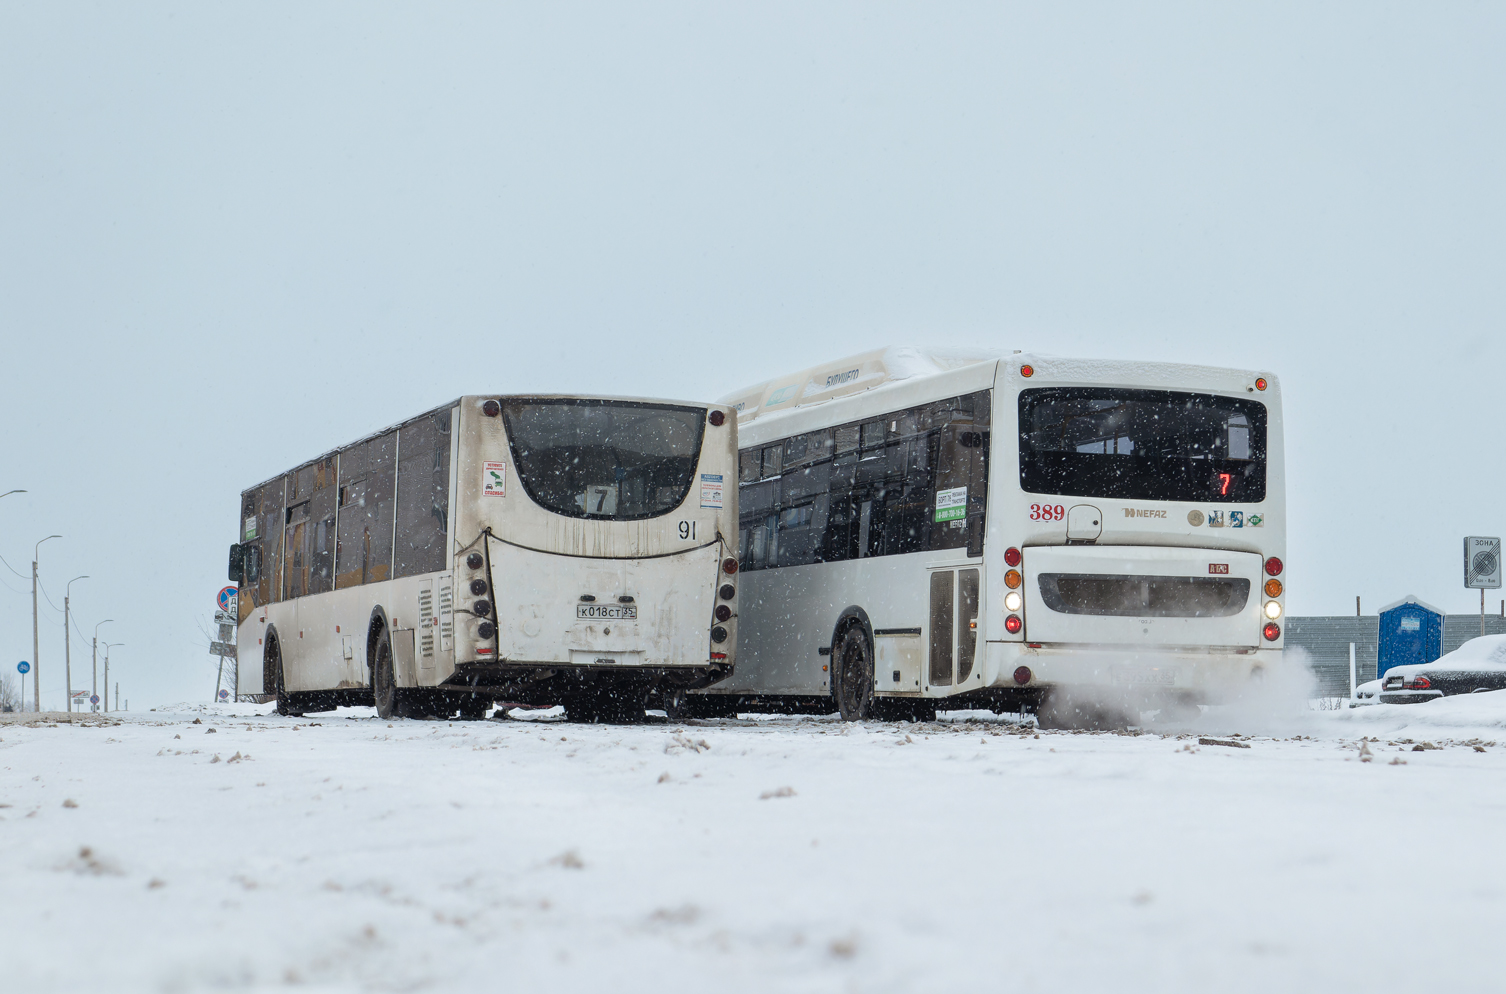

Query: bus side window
[
  {"left": 738, "top": 449, "right": 759, "bottom": 485},
  {"left": 395, "top": 407, "right": 453, "bottom": 579}
]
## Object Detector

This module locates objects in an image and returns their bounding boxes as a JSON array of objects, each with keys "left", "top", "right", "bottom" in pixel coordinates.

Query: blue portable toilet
[{"left": 1377, "top": 596, "right": 1445, "bottom": 678}]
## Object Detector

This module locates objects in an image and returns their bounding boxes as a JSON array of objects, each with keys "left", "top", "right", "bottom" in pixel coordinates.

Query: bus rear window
[
  {"left": 502, "top": 399, "right": 707, "bottom": 521},
  {"left": 1018, "top": 388, "right": 1266, "bottom": 503}
]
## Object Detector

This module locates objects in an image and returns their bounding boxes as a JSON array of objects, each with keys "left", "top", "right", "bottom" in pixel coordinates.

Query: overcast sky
[{"left": 2, "top": 3, "right": 1503, "bottom": 708}]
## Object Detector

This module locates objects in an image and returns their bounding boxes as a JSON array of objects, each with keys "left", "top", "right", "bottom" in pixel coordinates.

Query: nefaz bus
[
  {"left": 685, "top": 347, "right": 1284, "bottom": 727},
  {"left": 229, "top": 395, "right": 739, "bottom": 721}
]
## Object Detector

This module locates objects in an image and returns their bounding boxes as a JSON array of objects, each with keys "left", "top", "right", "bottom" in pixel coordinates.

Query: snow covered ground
[{"left": 5, "top": 697, "right": 1506, "bottom": 993}]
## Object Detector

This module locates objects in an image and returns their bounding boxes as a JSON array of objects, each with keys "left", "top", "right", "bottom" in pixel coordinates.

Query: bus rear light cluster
[
  {"left": 1265, "top": 557, "right": 1283, "bottom": 577},
  {"left": 1004, "top": 547, "right": 1022, "bottom": 567},
  {"left": 1005, "top": 615, "right": 1023, "bottom": 634},
  {"left": 722, "top": 558, "right": 739, "bottom": 575},
  {"left": 715, "top": 604, "right": 732, "bottom": 622},
  {"left": 1265, "top": 578, "right": 1283, "bottom": 598},
  {"left": 711, "top": 626, "right": 728, "bottom": 643},
  {"left": 1013, "top": 665, "right": 1031, "bottom": 685},
  {"left": 1263, "top": 622, "right": 1281, "bottom": 641},
  {"left": 1004, "top": 569, "right": 1022, "bottom": 589}
]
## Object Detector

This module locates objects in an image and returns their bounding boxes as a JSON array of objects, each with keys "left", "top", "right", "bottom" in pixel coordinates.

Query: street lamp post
[
  {"left": 64, "top": 575, "right": 88, "bottom": 713},
  {"left": 103, "top": 643, "right": 123, "bottom": 713},
  {"left": 92, "top": 620, "right": 113, "bottom": 713},
  {"left": 32, "top": 534, "right": 60, "bottom": 713}
]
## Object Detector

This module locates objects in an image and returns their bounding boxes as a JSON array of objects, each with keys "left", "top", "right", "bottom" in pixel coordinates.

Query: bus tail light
[
  {"left": 1265, "top": 557, "right": 1283, "bottom": 577},
  {"left": 719, "top": 584, "right": 736, "bottom": 600},
  {"left": 1013, "top": 665, "right": 1031, "bottom": 685},
  {"left": 1004, "top": 547, "right": 1022, "bottom": 567},
  {"left": 1004, "top": 591, "right": 1022, "bottom": 612},
  {"left": 708, "top": 410, "right": 726, "bottom": 427},
  {"left": 1264, "top": 578, "right": 1282, "bottom": 598},
  {"left": 1005, "top": 615, "right": 1023, "bottom": 634},
  {"left": 711, "top": 652, "right": 728, "bottom": 662},
  {"left": 722, "top": 558, "right": 739, "bottom": 575},
  {"left": 711, "top": 626, "right": 728, "bottom": 643},
  {"left": 1004, "top": 569, "right": 1022, "bottom": 589},
  {"left": 715, "top": 604, "right": 732, "bottom": 622},
  {"left": 477, "top": 622, "right": 496, "bottom": 640},
  {"left": 1263, "top": 622, "right": 1281, "bottom": 641}
]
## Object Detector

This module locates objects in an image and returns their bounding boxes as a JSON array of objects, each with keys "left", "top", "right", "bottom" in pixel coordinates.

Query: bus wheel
[
  {"left": 372, "top": 629, "right": 406, "bottom": 720},
  {"left": 834, "top": 627, "right": 875, "bottom": 721},
  {"left": 267, "top": 635, "right": 301, "bottom": 717}
]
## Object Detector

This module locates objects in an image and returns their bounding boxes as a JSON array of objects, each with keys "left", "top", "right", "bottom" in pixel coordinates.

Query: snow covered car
[
  {"left": 1378, "top": 634, "right": 1506, "bottom": 705},
  {"left": 1349, "top": 678, "right": 1382, "bottom": 707}
]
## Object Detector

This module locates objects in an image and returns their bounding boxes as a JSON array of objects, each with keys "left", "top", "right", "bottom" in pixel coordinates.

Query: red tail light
[
  {"left": 1005, "top": 615, "right": 1023, "bottom": 634},
  {"left": 722, "top": 558, "right": 739, "bottom": 575},
  {"left": 1004, "top": 547, "right": 1022, "bottom": 567},
  {"left": 1020, "top": 364, "right": 1034, "bottom": 378},
  {"left": 1406, "top": 675, "right": 1432, "bottom": 690},
  {"left": 1013, "top": 665, "right": 1031, "bottom": 685},
  {"left": 1264, "top": 557, "right": 1283, "bottom": 577},
  {"left": 1263, "top": 622, "right": 1281, "bottom": 641}
]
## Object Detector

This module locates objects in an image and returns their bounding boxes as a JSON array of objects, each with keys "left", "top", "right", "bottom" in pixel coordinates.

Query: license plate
[{"left": 576, "top": 603, "right": 637, "bottom": 620}]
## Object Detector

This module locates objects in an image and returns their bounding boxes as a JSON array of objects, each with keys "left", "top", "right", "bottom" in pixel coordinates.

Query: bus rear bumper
[{"left": 985, "top": 641, "right": 1286, "bottom": 705}]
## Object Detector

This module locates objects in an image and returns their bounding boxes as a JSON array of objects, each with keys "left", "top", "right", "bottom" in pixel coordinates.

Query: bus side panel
[{"left": 713, "top": 554, "right": 939, "bottom": 696}]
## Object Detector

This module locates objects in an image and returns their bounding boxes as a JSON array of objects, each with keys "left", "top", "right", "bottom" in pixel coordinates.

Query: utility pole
[
  {"left": 64, "top": 575, "right": 87, "bottom": 712},
  {"left": 32, "top": 534, "right": 60, "bottom": 712},
  {"left": 93, "top": 620, "right": 113, "bottom": 713},
  {"left": 103, "top": 643, "right": 122, "bottom": 712}
]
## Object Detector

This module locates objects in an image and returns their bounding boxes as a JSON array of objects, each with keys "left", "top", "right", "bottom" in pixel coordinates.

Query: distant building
[{"left": 1285, "top": 607, "right": 1506, "bottom": 697}]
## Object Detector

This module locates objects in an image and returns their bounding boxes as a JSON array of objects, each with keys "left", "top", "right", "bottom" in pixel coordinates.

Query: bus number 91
[
  {"left": 678, "top": 520, "right": 697, "bottom": 541},
  {"left": 1029, "top": 503, "right": 1066, "bottom": 521}
]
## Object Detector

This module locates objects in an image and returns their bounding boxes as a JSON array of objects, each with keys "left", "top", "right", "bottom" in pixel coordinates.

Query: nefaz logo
[
  {"left": 825, "top": 368, "right": 861, "bottom": 388},
  {"left": 1208, "top": 564, "right": 1229, "bottom": 574},
  {"left": 1124, "top": 508, "right": 1167, "bottom": 518}
]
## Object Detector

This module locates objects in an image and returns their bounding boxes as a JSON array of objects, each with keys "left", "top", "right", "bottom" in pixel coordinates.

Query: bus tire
[
  {"left": 266, "top": 633, "right": 301, "bottom": 717},
  {"left": 833, "top": 627, "right": 875, "bottom": 721},
  {"left": 372, "top": 628, "right": 408, "bottom": 720}
]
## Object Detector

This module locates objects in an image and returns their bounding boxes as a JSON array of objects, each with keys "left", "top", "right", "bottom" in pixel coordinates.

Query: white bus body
[
  {"left": 694, "top": 348, "right": 1284, "bottom": 723},
  {"left": 231, "top": 395, "right": 739, "bottom": 720}
]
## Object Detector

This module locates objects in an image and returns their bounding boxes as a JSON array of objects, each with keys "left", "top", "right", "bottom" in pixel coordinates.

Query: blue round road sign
[
  {"left": 217, "top": 586, "right": 238, "bottom": 612},
  {"left": 218, "top": 689, "right": 230, "bottom": 700},
  {"left": 17, "top": 661, "right": 29, "bottom": 675},
  {"left": 89, "top": 694, "right": 99, "bottom": 705}
]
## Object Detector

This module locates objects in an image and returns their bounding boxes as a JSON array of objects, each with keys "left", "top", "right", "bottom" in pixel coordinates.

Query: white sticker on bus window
[
  {"left": 935, "top": 486, "right": 967, "bottom": 522},
  {"left": 483, "top": 461, "right": 506, "bottom": 497},
  {"left": 700, "top": 474, "right": 725, "bottom": 509}
]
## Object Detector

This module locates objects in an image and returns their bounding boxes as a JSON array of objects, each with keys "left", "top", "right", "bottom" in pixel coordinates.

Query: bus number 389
[{"left": 1029, "top": 503, "right": 1066, "bottom": 521}]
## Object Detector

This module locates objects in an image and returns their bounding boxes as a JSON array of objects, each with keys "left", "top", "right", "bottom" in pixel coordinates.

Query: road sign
[
  {"left": 1465, "top": 537, "right": 1502, "bottom": 589},
  {"left": 214, "top": 610, "right": 236, "bottom": 625},
  {"left": 89, "top": 694, "right": 99, "bottom": 705},
  {"left": 218, "top": 689, "right": 230, "bottom": 701},
  {"left": 210, "top": 641, "right": 237, "bottom": 659},
  {"left": 17, "top": 661, "right": 29, "bottom": 675},
  {"left": 217, "top": 586, "right": 238, "bottom": 613},
  {"left": 71, "top": 691, "right": 89, "bottom": 701}
]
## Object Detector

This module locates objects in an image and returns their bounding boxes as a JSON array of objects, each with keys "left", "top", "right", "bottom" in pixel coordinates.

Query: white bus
[
  {"left": 229, "top": 394, "right": 739, "bottom": 722},
  {"left": 684, "top": 347, "right": 1284, "bottom": 727}
]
